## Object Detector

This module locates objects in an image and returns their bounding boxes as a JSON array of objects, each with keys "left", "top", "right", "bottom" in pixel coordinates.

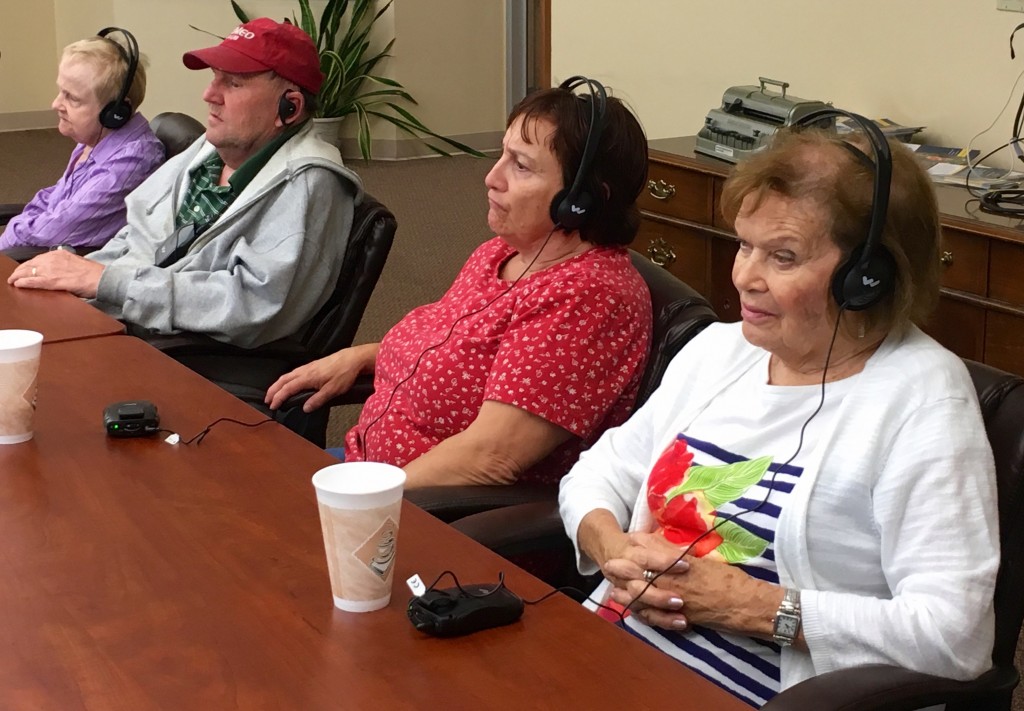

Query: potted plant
[{"left": 216, "top": 0, "right": 484, "bottom": 159}]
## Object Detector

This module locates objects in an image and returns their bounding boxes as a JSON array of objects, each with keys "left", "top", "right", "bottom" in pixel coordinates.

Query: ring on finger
[
  {"left": 31, "top": 267, "right": 37, "bottom": 276},
  {"left": 642, "top": 569, "right": 657, "bottom": 584}
]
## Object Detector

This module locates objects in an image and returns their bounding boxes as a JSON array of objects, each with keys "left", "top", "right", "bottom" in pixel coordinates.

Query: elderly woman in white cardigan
[{"left": 558, "top": 127, "right": 998, "bottom": 708}]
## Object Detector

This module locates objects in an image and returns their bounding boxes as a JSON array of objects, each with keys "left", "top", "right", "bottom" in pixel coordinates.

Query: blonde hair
[{"left": 62, "top": 35, "right": 148, "bottom": 114}]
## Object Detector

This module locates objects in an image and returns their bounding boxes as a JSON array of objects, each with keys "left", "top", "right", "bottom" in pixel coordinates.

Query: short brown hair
[
  {"left": 507, "top": 84, "right": 648, "bottom": 246},
  {"left": 63, "top": 35, "right": 148, "bottom": 115},
  {"left": 720, "top": 128, "right": 941, "bottom": 334}
]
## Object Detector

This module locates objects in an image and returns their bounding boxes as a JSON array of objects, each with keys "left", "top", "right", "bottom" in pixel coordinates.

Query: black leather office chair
[
  {"left": 149, "top": 111, "right": 205, "bottom": 159},
  {"left": 1, "top": 111, "right": 205, "bottom": 262},
  {"left": 760, "top": 359, "right": 1024, "bottom": 711},
  {"left": 149, "top": 193, "right": 397, "bottom": 443}
]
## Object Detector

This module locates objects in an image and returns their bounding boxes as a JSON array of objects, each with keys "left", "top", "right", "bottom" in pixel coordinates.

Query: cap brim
[{"left": 182, "top": 45, "right": 271, "bottom": 74}]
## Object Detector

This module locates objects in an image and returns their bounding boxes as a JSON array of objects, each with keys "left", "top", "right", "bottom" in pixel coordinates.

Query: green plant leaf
[
  {"left": 221, "top": 0, "right": 480, "bottom": 158},
  {"left": 355, "top": 103, "right": 372, "bottom": 159},
  {"left": 188, "top": 25, "right": 227, "bottom": 41},
  {"left": 665, "top": 456, "right": 773, "bottom": 509},
  {"left": 366, "top": 109, "right": 486, "bottom": 157},
  {"left": 230, "top": 0, "right": 249, "bottom": 23},
  {"left": 296, "top": 0, "right": 317, "bottom": 44},
  {"left": 713, "top": 519, "right": 769, "bottom": 564},
  {"left": 319, "top": 0, "right": 348, "bottom": 52}
]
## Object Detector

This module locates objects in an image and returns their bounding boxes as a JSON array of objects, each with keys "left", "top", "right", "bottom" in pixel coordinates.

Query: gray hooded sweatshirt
[{"left": 89, "top": 120, "right": 364, "bottom": 348}]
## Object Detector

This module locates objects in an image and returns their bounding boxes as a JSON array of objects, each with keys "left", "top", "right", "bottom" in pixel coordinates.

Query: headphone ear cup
[
  {"left": 278, "top": 94, "right": 298, "bottom": 123},
  {"left": 831, "top": 244, "right": 897, "bottom": 311},
  {"left": 99, "top": 99, "right": 131, "bottom": 130},
  {"left": 550, "top": 187, "right": 595, "bottom": 231}
]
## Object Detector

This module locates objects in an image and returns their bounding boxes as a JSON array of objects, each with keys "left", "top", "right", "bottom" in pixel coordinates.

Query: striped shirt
[{"left": 627, "top": 360, "right": 855, "bottom": 707}]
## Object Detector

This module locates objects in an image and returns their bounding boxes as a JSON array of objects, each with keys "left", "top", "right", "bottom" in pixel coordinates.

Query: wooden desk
[
  {"left": 639, "top": 136, "right": 1024, "bottom": 376},
  {"left": 0, "top": 254, "right": 124, "bottom": 343},
  {"left": 0, "top": 336, "right": 748, "bottom": 710}
]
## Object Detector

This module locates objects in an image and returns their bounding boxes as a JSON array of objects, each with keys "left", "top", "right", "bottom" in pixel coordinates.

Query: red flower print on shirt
[{"left": 647, "top": 436, "right": 772, "bottom": 564}]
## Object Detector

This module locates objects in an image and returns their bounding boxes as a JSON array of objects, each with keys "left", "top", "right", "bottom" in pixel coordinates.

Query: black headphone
[
  {"left": 549, "top": 76, "right": 608, "bottom": 231},
  {"left": 278, "top": 92, "right": 298, "bottom": 124},
  {"left": 792, "top": 109, "right": 897, "bottom": 311},
  {"left": 96, "top": 27, "right": 139, "bottom": 130}
]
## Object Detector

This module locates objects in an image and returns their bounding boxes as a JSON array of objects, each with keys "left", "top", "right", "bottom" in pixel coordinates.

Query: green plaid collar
[
  {"left": 176, "top": 152, "right": 232, "bottom": 231},
  {"left": 175, "top": 121, "right": 307, "bottom": 231}
]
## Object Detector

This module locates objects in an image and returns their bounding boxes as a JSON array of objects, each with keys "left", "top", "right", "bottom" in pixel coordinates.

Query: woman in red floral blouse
[{"left": 267, "top": 81, "right": 653, "bottom": 489}]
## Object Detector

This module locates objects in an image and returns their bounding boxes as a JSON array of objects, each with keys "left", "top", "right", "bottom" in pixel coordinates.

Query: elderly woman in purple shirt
[{"left": 1, "top": 31, "right": 164, "bottom": 253}]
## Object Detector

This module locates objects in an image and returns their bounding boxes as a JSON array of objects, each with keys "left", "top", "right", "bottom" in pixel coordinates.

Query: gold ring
[{"left": 31, "top": 267, "right": 37, "bottom": 277}]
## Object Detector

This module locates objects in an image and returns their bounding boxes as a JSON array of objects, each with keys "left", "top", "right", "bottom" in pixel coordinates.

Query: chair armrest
[
  {"left": 451, "top": 500, "right": 603, "bottom": 597},
  {"left": 405, "top": 483, "right": 557, "bottom": 524},
  {"left": 0, "top": 203, "right": 25, "bottom": 225},
  {"left": 2, "top": 244, "right": 101, "bottom": 263},
  {"left": 451, "top": 501, "right": 565, "bottom": 553},
  {"left": 278, "top": 372, "right": 377, "bottom": 413},
  {"left": 1, "top": 246, "right": 48, "bottom": 263},
  {"left": 141, "top": 330, "right": 307, "bottom": 361},
  {"left": 761, "top": 664, "right": 1018, "bottom": 711}
]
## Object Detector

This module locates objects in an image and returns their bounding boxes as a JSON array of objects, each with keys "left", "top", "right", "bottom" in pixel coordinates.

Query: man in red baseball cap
[
  {"left": 183, "top": 18, "right": 323, "bottom": 95},
  {"left": 11, "top": 17, "right": 364, "bottom": 354}
]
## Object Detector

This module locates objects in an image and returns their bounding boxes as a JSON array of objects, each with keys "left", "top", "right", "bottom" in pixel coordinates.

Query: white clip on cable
[{"left": 407, "top": 573, "right": 426, "bottom": 597}]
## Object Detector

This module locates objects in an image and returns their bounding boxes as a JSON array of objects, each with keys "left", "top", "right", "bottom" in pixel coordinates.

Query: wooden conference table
[
  {"left": 0, "top": 254, "right": 124, "bottom": 343},
  {"left": 0, "top": 335, "right": 749, "bottom": 710}
]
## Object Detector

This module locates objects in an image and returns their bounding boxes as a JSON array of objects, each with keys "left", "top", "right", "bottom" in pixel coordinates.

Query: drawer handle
[
  {"left": 647, "top": 238, "right": 677, "bottom": 267},
  {"left": 647, "top": 179, "right": 676, "bottom": 201},
  {"left": 940, "top": 251, "right": 954, "bottom": 267}
]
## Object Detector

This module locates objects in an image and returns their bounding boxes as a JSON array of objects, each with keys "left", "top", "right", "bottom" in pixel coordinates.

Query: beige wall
[
  {"left": 552, "top": 0, "right": 1024, "bottom": 168},
  {"left": 0, "top": 3, "right": 60, "bottom": 125},
  {"left": 1, "top": 0, "right": 506, "bottom": 156}
]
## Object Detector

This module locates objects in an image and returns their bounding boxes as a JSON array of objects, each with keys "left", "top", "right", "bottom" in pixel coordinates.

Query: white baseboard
[{"left": 338, "top": 130, "right": 503, "bottom": 161}]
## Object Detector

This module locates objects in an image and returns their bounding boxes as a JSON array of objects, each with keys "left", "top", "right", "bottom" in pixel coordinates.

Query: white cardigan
[{"left": 559, "top": 322, "right": 999, "bottom": 692}]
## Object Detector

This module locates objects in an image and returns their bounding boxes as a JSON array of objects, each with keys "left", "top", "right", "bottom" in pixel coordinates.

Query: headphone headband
[
  {"left": 550, "top": 75, "right": 608, "bottom": 231},
  {"left": 792, "top": 109, "right": 896, "bottom": 310},
  {"left": 96, "top": 27, "right": 139, "bottom": 129}
]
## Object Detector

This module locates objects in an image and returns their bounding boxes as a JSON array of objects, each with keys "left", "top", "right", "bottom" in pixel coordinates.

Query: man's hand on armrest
[
  {"left": 265, "top": 343, "right": 380, "bottom": 412},
  {"left": 7, "top": 250, "right": 104, "bottom": 298}
]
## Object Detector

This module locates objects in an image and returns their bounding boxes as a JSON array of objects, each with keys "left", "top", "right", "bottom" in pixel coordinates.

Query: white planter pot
[{"left": 311, "top": 117, "right": 345, "bottom": 149}]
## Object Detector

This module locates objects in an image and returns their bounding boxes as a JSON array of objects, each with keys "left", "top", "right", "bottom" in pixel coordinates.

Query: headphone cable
[
  {"left": 358, "top": 226, "right": 561, "bottom": 458},
  {"left": 614, "top": 305, "right": 849, "bottom": 627}
]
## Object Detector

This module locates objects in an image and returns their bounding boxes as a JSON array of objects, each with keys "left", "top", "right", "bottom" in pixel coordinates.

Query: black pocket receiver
[
  {"left": 103, "top": 400, "right": 160, "bottom": 437},
  {"left": 407, "top": 584, "right": 524, "bottom": 638}
]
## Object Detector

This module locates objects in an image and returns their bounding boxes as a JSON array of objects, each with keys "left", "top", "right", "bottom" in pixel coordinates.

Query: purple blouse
[{"left": 0, "top": 112, "right": 165, "bottom": 250}]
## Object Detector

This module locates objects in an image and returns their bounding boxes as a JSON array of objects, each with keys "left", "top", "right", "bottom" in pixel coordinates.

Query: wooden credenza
[{"left": 638, "top": 136, "right": 1024, "bottom": 377}]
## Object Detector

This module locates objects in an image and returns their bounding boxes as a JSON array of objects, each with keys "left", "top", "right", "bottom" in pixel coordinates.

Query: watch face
[{"left": 776, "top": 613, "right": 800, "bottom": 638}]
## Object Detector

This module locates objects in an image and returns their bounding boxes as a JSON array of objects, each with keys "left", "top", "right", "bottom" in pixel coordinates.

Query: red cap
[{"left": 183, "top": 18, "right": 322, "bottom": 94}]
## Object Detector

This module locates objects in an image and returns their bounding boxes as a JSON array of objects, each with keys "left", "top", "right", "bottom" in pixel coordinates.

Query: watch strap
[{"left": 772, "top": 587, "right": 802, "bottom": 646}]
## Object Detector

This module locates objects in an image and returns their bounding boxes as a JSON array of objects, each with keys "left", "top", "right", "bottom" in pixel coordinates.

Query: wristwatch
[{"left": 772, "top": 588, "right": 802, "bottom": 646}]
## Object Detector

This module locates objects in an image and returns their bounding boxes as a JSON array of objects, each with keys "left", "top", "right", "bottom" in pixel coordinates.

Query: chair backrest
[
  {"left": 629, "top": 250, "right": 719, "bottom": 405},
  {"left": 965, "top": 359, "right": 1024, "bottom": 670},
  {"left": 299, "top": 193, "right": 397, "bottom": 358},
  {"left": 149, "top": 112, "right": 205, "bottom": 159}
]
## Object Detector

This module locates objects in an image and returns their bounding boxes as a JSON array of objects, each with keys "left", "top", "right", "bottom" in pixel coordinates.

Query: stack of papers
[
  {"left": 836, "top": 117, "right": 925, "bottom": 142},
  {"left": 906, "top": 145, "right": 1024, "bottom": 190}
]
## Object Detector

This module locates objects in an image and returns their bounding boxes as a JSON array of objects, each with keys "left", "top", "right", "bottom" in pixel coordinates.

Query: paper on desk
[{"left": 926, "top": 163, "right": 964, "bottom": 177}]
